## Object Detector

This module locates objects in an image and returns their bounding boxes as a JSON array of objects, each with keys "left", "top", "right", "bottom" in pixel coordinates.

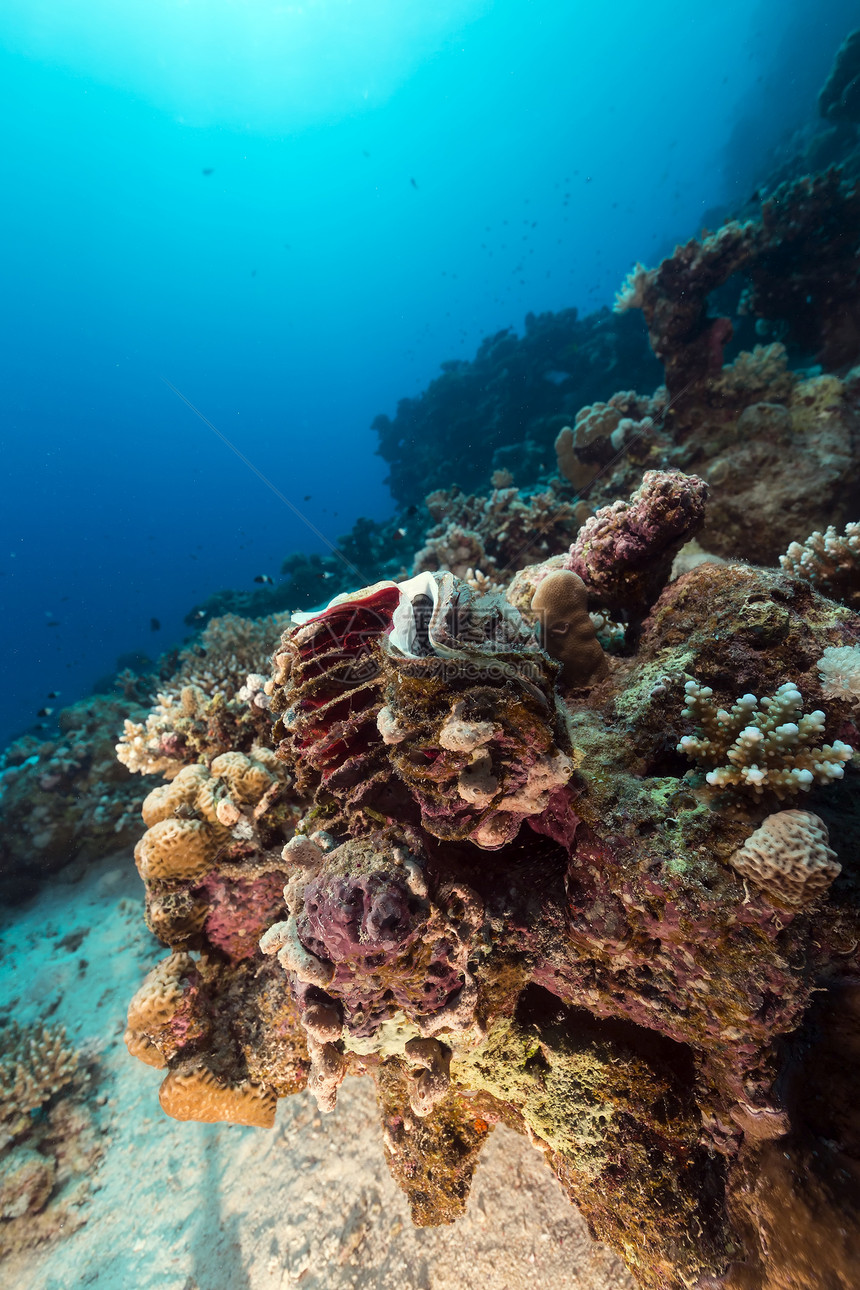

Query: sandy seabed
[{"left": 0, "top": 851, "right": 634, "bottom": 1290}]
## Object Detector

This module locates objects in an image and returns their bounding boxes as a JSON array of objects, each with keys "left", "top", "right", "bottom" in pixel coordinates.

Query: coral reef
[
  {"left": 0, "top": 1022, "right": 101, "bottom": 1257},
  {"left": 616, "top": 169, "right": 860, "bottom": 408},
  {"left": 122, "top": 533, "right": 860, "bottom": 1290},
  {"left": 0, "top": 694, "right": 158, "bottom": 902},
  {"left": 819, "top": 28, "right": 860, "bottom": 124},
  {"left": 14, "top": 45, "right": 858, "bottom": 1290},
  {"left": 372, "top": 308, "right": 661, "bottom": 506}
]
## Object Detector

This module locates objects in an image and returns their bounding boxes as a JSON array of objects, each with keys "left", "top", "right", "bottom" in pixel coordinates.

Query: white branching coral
[
  {"left": 819, "top": 644, "right": 860, "bottom": 707},
  {"left": 779, "top": 522, "right": 860, "bottom": 599},
  {"left": 677, "top": 678, "right": 853, "bottom": 798},
  {"left": 729, "top": 810, "right": 841, "bottom": 906}
]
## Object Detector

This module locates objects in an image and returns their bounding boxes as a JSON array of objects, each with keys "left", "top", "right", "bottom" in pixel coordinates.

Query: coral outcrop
[
  {"left": 122, "top": 534, "right": 860, "bottom": 1290},
  {"left": 565, "top": 470, "right": 708, "bottom": 630}
]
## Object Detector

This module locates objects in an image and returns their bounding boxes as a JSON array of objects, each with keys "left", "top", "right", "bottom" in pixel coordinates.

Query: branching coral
[
  {"left": 780, "top": 521, "right": 860, "bottom": 608},
  {"left": 677, "top": 678, "right": 853, "bottom": 798}
]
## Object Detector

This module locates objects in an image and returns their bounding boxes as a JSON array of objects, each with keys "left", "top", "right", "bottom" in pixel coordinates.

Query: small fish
[
  {"left": 195, "top": 610, "right": 207, "bottom": 619},
  {"left": 202, "top": 168, "right": 214, "bottom": 176},
  {"left": 150, "top": 617, "right": 161, "bottom": 631},
  {"left": 254, "top": 574, "right": 274, "bottom": 585},
  {"left": 46, "top": 621, "right": 60, "bottom": 628},
  {"left": 392, "top": 527, "right": 407, "bottom": 541},
  {"left": 319, "top": 572, "right": 335, "bottom": 581},
  {"left": 410, "top": 177, "right": 418, "bottom": 189},
  {"left": 47, "top": 690, "right": 61, "bottom": 698},
  {"left": 304, "top": 494, "right": 312, "bottom": 501},
  {"left": 37, "top": 707, "right": 54, "bottom": 717}
]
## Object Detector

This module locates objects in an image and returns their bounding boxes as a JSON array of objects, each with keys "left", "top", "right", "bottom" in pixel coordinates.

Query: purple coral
[
  {"left": 295, "top": 866, "right": 465, "bottom": 1038},
  {"left": 565, "top": 469, "right": 708, "bottom": 624},
  {"left": 299, "top": 870, "right": 422, "bottom": 962}
]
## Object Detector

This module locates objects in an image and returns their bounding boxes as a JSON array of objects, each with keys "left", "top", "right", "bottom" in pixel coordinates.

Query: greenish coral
[{"left": 452, "top": 1017, "right": 615, "bottom": 1177}]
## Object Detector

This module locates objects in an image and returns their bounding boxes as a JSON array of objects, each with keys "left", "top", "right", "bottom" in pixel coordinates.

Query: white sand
[{"left": 0, "top": 851, "right": 634, "bottom": 1290}]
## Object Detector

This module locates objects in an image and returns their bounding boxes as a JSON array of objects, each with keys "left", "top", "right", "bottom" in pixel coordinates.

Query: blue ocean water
[{"left": 0, "top": 0, "right": 854, "bottom": 747}]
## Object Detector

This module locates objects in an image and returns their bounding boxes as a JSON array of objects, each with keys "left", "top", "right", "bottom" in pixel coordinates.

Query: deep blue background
[{"left": 1, "top": 0, "right": 855, "bottom": 745}]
